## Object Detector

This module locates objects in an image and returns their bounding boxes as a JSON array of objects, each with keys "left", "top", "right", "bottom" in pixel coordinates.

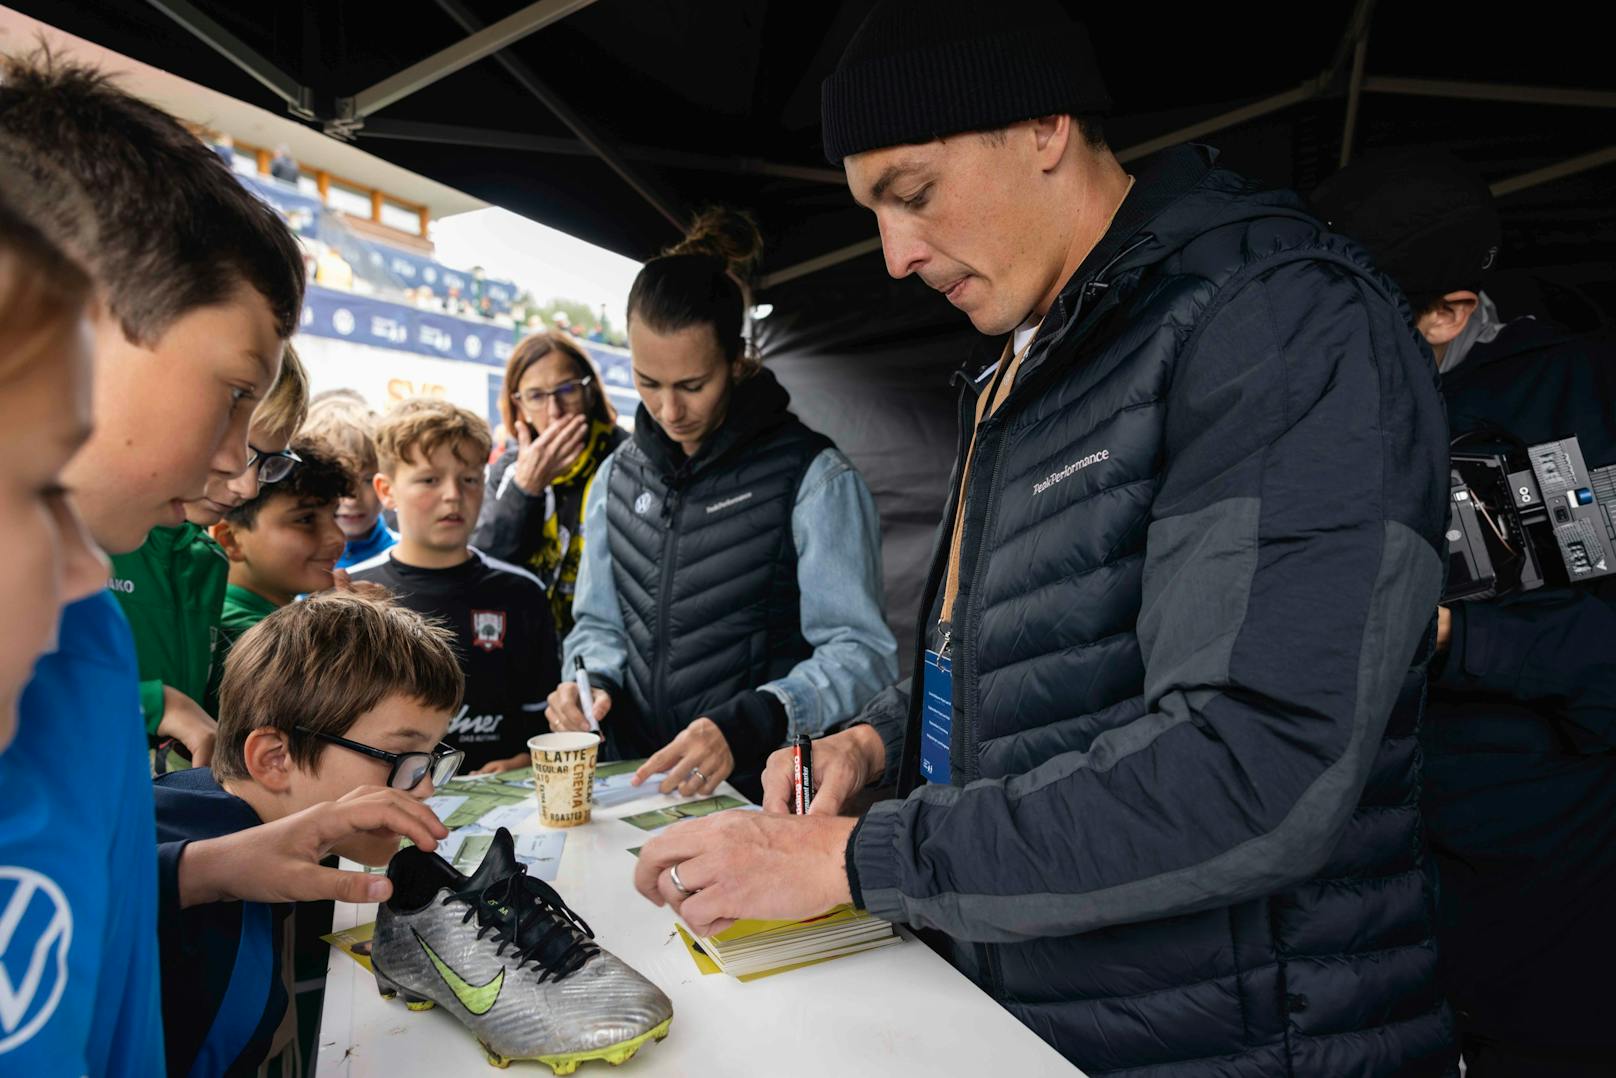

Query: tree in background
[{"left": 511, "top": 293, "right": 624, "bottom": 347}]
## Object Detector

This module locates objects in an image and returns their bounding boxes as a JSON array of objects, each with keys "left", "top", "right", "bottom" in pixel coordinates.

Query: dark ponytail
[{"left": 627, "top": 207, "right": 764, "bottom": 376}]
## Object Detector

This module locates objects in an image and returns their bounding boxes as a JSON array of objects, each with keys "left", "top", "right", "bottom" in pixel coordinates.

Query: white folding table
[{"left": 314, "top": 782, "right": 1081, "bottom": 1077}]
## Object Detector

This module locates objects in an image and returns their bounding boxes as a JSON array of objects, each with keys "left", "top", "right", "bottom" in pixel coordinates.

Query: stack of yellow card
[{"left": 684, "top": 905, "right": 899, "bottom": 978}]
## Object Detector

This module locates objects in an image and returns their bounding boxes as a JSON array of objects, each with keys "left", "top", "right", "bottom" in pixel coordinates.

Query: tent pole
[
  {"left": 338, "top": 0, "right": 599, "bottom": 124},
  {"left": 357, "top": 119, "right": 845, "bottom": 185},
  {"left": 761, "top": 238, "right": 884, "bottom": 290},
  {"left": 1338, "top": 28, "right": 1371, "bottom": 167},
  {"left": 1491, "top": 146, "right": 1616, "bottom": 197},
  {"left": 145, "top": 0, "right": 313, "bottom": 118},
  {"left": 1114, "top": 82, "right": 1319, "bottom": 164},
  {"left": 1363, "top": 77, "right": 1616, "bottom": 110},
  {"left": 429, "top": 0, "right": 687, "bottom": 233}
]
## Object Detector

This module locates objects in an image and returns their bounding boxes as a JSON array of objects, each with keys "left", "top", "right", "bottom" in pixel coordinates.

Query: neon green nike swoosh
[{"left": 415, "top": 928, "right": 505, "bottom": 1015}]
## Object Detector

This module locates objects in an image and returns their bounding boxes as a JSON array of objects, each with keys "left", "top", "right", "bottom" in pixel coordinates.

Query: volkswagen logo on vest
[
  {"left": 634, "top": 491, "right": 654, "bottom": 516},
  {"left": 0, "top": 867, "right": 73, "bottom": 1054}
]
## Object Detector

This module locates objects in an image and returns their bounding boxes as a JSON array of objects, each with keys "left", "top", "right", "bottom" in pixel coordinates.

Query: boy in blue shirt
[
  {"left": 155, "top": 591, "right": 463, "bottom": 1075},
  {"left": 0, "top": 53, "right": 446, "bottom": 1076},
  {"left": 304, "top": 395, "right": 400, "bottom": 569}
]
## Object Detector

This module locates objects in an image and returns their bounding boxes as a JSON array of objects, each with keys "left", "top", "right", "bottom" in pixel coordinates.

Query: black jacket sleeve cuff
[
  {"left": 157, "top": 838, "right": 205, "bottom": 955},
  {"left": 705, "top": 690, "right": 788, "bottom": 772},
  {"left": 844, "top": 813, "right": 869, "bottom": 909}
]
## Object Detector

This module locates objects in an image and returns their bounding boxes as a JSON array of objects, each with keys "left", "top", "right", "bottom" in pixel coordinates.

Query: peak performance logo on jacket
[
  {"left": 471, "top": 610, "right": 506, "bottom": 651},
  {"left": 0, "top": 868, "right": 73, "bottom": 1054},
  {"left": 1032, "top": 449, "right": 1109, "bottom": 495}
]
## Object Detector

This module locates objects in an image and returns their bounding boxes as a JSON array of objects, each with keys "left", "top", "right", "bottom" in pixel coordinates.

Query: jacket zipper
[
  {"left": 954, "top": 263, "right": 1131, "bottom": 784},
  {"left": 652, "top": 487, "right": 682, "bottom": 725},
  {"left": 956, "top": 270, "right": 1129, "bottom": 1003}
]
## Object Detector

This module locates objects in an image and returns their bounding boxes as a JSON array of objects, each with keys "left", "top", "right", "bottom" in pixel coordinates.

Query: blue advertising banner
[
  {"left": 299, "top": 286, "right": 517, "bottom": 367},
  {"left": 240, "top": 173, "right": 323, "bottom": 237},
  {"left": 299, "top": 287, "right": 635, "bottom": 388},
  {"left": 361, "top": 243, "right": 517, "bottom": 308}
]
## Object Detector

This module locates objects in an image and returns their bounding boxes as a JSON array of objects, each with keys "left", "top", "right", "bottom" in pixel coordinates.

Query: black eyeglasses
[
  {"left": 296, "top": 726, "right": 464, "bottom": 791},
  {"left": 514, "top": 376, "right": 593, "bottom": 409},
  {"left": 247, "top": 444, "right": 302, "bottom": 484}
]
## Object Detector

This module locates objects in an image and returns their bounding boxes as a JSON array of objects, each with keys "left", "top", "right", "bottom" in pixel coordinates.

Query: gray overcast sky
[{"left": 432, "top": 207, "right": 642, "bottom": 330}]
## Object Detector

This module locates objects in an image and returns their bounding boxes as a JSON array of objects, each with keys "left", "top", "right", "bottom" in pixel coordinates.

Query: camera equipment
[{"left": 1445, "top": 434, "right": 1616, "bottom": 602}]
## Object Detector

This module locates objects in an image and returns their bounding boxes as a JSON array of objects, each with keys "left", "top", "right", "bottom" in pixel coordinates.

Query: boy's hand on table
[
  {"left": 156, "top": 688, "right": 217, "bottom": 767},
  {"left": 634, "top": 810, "right": 858, "bottom": 938},
  {"left": 177, "top": 786, "right": 448, "bottom": 907},
  {"left": 546, "top": 680, "right": 611, "bottom": 732},
  {"left": 472, "top": 753, "right": 532, "bottom": 775}
]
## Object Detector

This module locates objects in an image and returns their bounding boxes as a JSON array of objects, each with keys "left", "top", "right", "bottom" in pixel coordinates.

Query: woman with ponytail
[{"left": 545, "top": 209, "right": 898, "bottom": 800}]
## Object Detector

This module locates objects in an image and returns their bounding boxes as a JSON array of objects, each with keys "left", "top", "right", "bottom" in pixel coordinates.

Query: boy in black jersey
[{"left": 349, "top": 398, "right": 558, "bottom": 771}]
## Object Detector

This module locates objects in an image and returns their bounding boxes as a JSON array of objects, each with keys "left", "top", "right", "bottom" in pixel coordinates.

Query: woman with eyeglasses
[
  {"left": 473, "top": 332, "right": 626, "bottom": 638},
  {"left": 547, "top": 209, "right": 899, "bottom": 802}
]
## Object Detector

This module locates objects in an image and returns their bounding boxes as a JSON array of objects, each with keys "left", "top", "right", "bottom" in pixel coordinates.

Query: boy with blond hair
[
  {"left": 303, "top": 392, "right": 398, "bottom": 568},
  {"left": 155, "top": 590, "right": 465, "bottom": 1076},
  {"left": 350, "top": 398, "right": 558, "bottom": 772},
  {"left": 110, "top": 345, "right": 309, "bottom": 766}
]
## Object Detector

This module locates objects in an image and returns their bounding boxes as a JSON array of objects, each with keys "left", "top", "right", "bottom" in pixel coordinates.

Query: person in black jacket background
[
  {"left": 1315, "top": 150, "right": 1616, "bottom": 1078},
  {"left": 472, "top": 330, "right": 626, "bottom": 639}
]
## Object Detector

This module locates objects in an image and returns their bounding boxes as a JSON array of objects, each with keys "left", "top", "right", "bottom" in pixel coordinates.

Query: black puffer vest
[{"left": 604, "top": 367, "right": 831, "bottom": 761}]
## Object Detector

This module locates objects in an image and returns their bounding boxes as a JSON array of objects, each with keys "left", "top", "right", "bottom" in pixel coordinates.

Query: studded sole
[
  {"left": 481, "top": 1017, "right": 673, "bottom": 1073},
  {"left": 377, "top": 967, "right": 671, "bottom": 1073}
]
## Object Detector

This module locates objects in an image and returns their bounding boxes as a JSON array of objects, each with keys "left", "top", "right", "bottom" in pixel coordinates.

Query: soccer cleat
[{"left": 372, "top": 828, "right": 673, "bottom": 1074}]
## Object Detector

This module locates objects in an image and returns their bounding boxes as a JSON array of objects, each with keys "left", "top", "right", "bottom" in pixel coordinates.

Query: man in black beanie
[
  {"left": 634, "top": 3, "right": 1457, "bottom": 1074},
  {"left": 1316, "top": 151, "right": 1616, "bottom": 1078}
]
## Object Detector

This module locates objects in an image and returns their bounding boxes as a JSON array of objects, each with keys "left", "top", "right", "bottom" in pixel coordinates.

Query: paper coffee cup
[{"left": 528, "top": 732, "right": 600, "bottom": 828}]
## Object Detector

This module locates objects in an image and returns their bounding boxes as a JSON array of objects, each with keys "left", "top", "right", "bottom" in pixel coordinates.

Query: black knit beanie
[
  {"left": 821, "top": 0, "right": 1111, "bottom": 165},
  {"left": 1310, "top": 149, "right": 1501, "bottom": 300}
]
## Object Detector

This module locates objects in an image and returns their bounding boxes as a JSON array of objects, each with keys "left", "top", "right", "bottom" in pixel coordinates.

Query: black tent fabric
[{"left": 15, "top": 0, "right": 1613, "bottom": 668}]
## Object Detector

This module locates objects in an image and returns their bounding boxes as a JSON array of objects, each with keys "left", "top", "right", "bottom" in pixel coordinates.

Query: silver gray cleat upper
[{"left": 371, "top": 828, "right": 673, "bottom": 1067}]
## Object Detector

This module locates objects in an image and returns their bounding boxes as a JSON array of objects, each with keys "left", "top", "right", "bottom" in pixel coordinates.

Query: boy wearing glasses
[
  {"left": 202, "top": 437, "right": 353, "bottom": 714},
  {"left": 154, "top": 590, "right": 464, "bottom": 1077},
  {"left": 350, "top": 398, "right": 559, "bottom": 773},
  {"left": 110, "top": 346, "right": 309, "bottom": 767}
]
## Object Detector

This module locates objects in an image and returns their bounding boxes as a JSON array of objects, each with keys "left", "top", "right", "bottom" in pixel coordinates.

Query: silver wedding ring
[
  {"left": 670, "top": 862, "right": 694, "bottom": 896},
  {"left": 688, "top": 766, "right": 706, "bottom": 785}
]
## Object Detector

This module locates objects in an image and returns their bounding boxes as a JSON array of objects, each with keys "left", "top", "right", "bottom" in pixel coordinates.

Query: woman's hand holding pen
[{"left": 546, "top": 680, "right": 611, "bottom": 732}]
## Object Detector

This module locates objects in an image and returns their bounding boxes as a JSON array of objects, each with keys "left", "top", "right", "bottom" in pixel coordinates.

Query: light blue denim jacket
[{"left": 564, "top": 448, "right": 898, "bottom": 740}]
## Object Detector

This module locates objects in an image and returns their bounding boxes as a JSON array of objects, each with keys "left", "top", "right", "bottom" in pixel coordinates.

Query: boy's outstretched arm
[{"left": 172, "top": 786, "right": 448, "bottom": 907}]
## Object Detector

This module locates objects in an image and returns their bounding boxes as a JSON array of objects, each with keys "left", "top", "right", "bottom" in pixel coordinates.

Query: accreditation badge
[{"left": 920, "top": 647, "right": 953, "bottom": 784}]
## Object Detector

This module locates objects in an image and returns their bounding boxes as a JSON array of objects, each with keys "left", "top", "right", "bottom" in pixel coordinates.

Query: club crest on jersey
[{"left": 470, "top": 610, "right": 506, "bottom": 651}]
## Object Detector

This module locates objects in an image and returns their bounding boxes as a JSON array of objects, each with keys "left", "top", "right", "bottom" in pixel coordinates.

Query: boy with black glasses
[
  {"left": 153, "top": 590, "right": 465, "bottom": 1076},
  {"left": 203, "top": 436, "right": 352, "bottom": 714}
]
